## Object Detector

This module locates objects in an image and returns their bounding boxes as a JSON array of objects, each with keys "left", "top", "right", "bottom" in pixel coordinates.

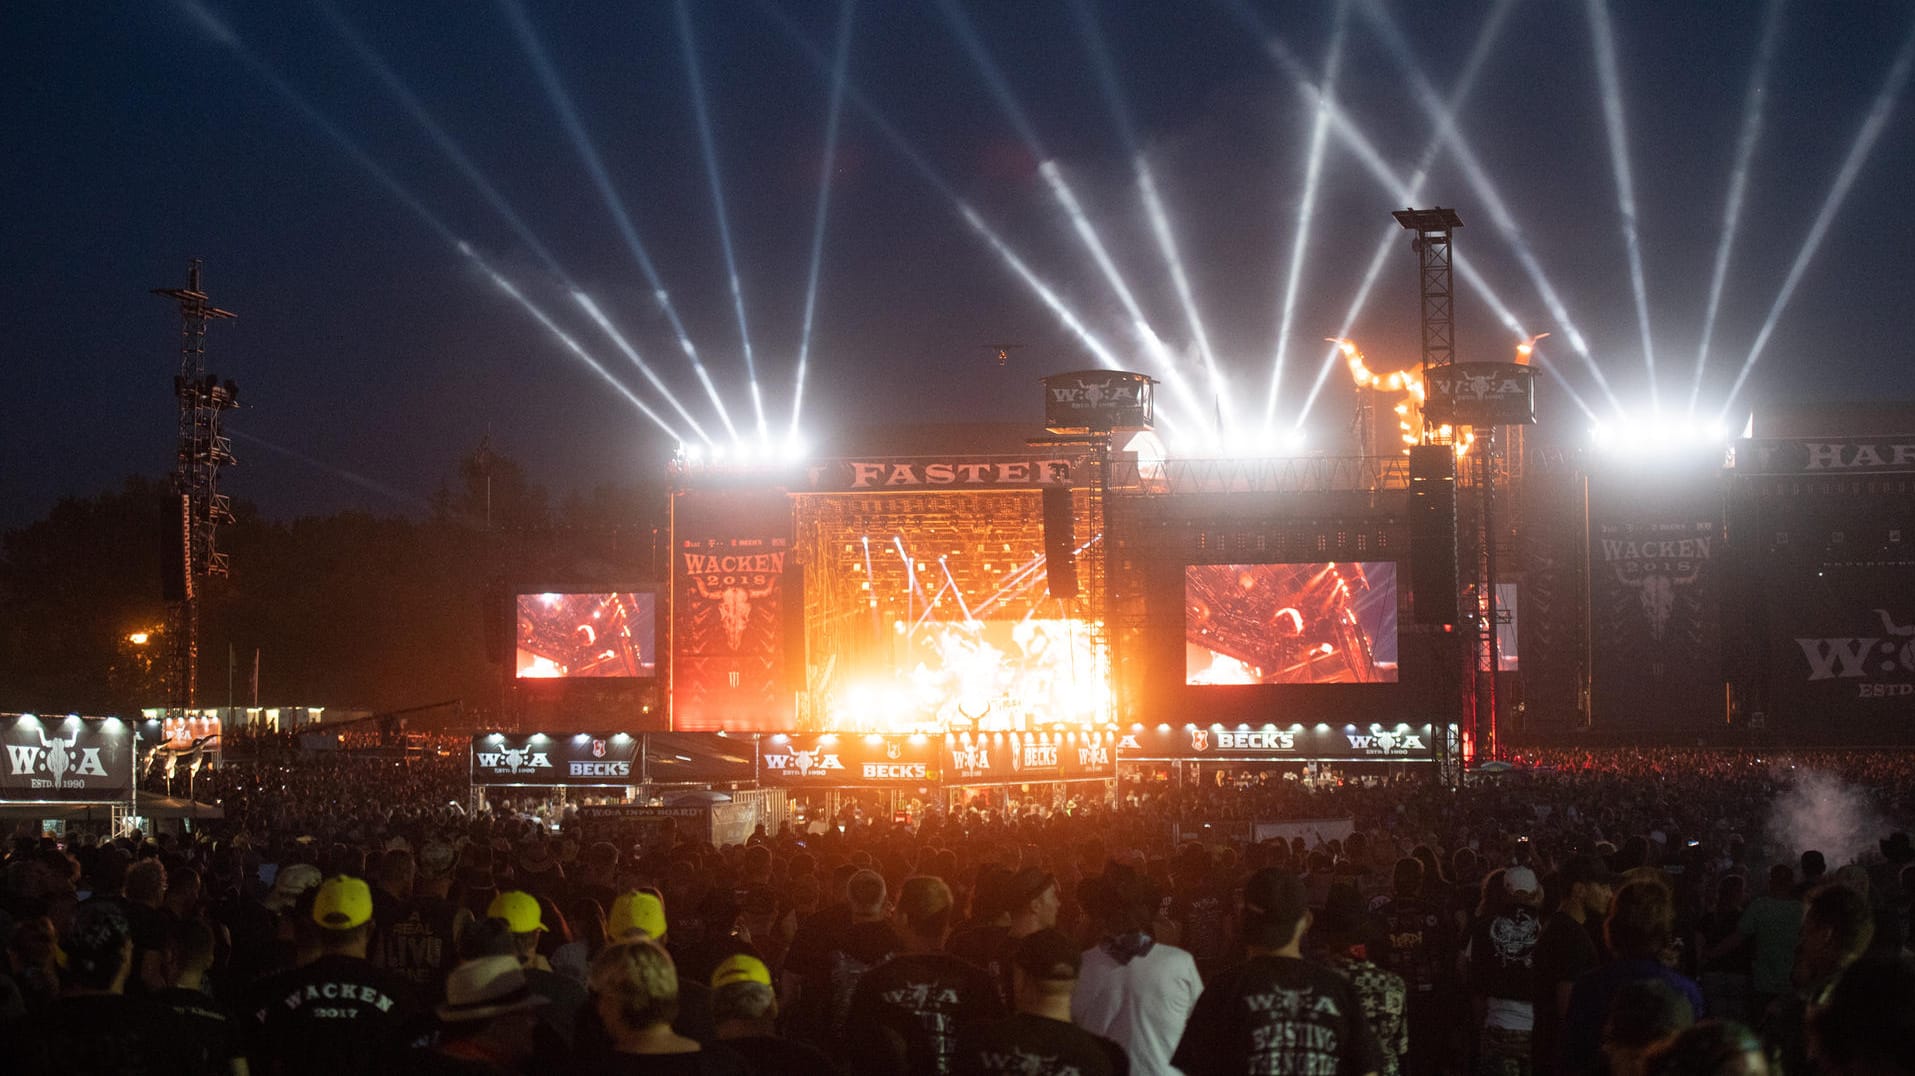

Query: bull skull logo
[
  {"left": 39, "top": 730, "right": 80, "bottom": 788},
  {"left": 1638, "top": 575, "right": 1676, "bottom": 641},
  {"left": 716, "top": 581, "right": 778, "bottom": 651}
]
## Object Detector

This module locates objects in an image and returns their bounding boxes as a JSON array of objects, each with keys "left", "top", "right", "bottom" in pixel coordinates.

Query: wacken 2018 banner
[
  {"left": 1589, "top": 514, "right": 1723, "bottom": 728},
  {"left": 1767, "top": 570, "right": 1915, "bottom": 737},
  {"left": 672, "top": 491, "right": 795, "bottom": 731},
  {"left": 0, "top": 715, "right": 134, "bottom": 802}
]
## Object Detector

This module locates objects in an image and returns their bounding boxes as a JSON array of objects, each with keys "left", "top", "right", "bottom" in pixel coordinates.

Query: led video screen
[
  {"left": 516, "top": 592, "right": 657, "bottom": 679},
  {"left": 831, "top": 618, "right": 1106, "bottom": 729},
  {"left": 1185, "top": 562, "right": 1398, "bottom": 684}
]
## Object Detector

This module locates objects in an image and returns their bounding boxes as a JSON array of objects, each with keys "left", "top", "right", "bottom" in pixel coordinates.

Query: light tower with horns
[{"left": 153, "top": 260, "right": 239, "bottom": 712}]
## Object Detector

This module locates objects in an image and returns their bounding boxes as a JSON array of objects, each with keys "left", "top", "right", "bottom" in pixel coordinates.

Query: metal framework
[
  {"left": 153, "top": 261, "right": 238, "bottom": 711},
  {"left": 1392, "top": 207, "right": 1463, "bottom": 395}
]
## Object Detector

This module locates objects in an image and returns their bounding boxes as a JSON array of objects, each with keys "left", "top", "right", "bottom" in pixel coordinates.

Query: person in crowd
[
  {"left": 1534, "top": 854, "right": 1621, "bottom": 1076},
  {"left": 1471, "top": 865, "right": 1544, "bottom": 1076},
  {"left": 1705, "top": 865, "right": 1799, "bottom": 1031},
  {"left": 488, "top": 888, "right": 589, "bottom": 1050},
  {"left": 1371, "top": 855, "right": 1454, "bottom": 1076},
  {"left": 1692, "top": 874, "right": 1751, "bottom": 1024},
  {"left": 783, "top": 867, "right": 902, "bottom": 1047},
  {"left": 19, "top": 899, "right": 193, "bottom": 1075},
  {"left": 1600, "top": 980, "right": 1696, "bottom": 1076},
  {"left": 1563, "top": 880, "right": 1706, "bottom": 1074},
  {"left": 1766, "top": 881, "right": 1876, "bottom": 1075},
  {"left": 954, "top": 928, "right": 1128, "bottom": 1075},
  {"left": 1808, "top": 954, "right": 1915, "bottom": 1076},
  {"left": 1071, "top": 864, "right": 1204, "bottom": 1076},
  {"left": 1173, "top": 868, "right": 1385, "bottom": 1076},
  {"left": 586, "top": 937, "right": 748, "bottom": 1073},
  {"left": 125, "top": 856, "right": 172, "bottom": 992},
  {"left": 411, "top": 954, "right": 547, "bottom": 1076},
  {"left": 1642, "top": 1020, "right": 1770, "bottom": 1076},
  {"left": 845, "top": 874, "right": 1005, "bottom": 1075},
  {"left": 155, "top": 917, "right": 249, "bottom": 1076},
  {"left": 707, "top": 952, "right": 840, "bottom": 1074},
  {"left": 1314, "top": 883, "right": 1408, "bottom": 1076},
  {"left": 249, "top": 875, "right": 424, "bottom": 1076}
]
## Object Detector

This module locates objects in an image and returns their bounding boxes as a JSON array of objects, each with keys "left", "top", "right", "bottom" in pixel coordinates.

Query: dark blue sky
[{"left": 6, "top": 1, "right": 1913, "bottom": 526}]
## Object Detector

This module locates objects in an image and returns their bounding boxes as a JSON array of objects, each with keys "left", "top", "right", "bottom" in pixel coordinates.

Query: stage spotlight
[{"left": 1587, "top": 0, "right": 1658, "bottom": 405}]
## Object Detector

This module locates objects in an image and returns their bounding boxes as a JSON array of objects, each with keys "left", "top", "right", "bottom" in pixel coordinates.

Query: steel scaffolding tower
[
  {"left": 153, "top": 260, "right": 239, "bottom": 711},
  {"left": 1392, "top": 207, "right": 1463, "bottom": 402}
]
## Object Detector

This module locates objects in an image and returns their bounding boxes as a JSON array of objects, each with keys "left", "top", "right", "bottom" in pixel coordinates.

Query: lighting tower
[
  {"left": 1392, "top": 206, "right": 1463, "bottom": 432},
  {"left": 153, "top": 260, "right": 239, "bottom": 712}
]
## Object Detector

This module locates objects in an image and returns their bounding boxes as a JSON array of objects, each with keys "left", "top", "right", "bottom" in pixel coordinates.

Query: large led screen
[
  {"left": 829, "top": 618, "right": 1107, "bottom": 729},
  {"left": 516, "top": 592, "right": 657, "bottom": 679},
  {"left": 1185, "top": 562, "right": 1398, "bottom": 684}
]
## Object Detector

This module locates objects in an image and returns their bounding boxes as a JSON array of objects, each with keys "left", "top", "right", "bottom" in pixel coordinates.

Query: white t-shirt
[{"left": 1071, "top": 938, "right": 1205, "bottom": 1076}]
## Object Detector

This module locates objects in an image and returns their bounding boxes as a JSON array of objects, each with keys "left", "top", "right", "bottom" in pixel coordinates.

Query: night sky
[{"left": 7, "top": 1, "right": 1913, "bottom": 527}]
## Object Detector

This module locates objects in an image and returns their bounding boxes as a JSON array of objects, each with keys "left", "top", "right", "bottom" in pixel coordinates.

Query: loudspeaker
[
  {"left": 161, "top": 493, "right": 192, "bottom": 602},
  {"left": 782, "top": 562, "right": 807, "bottom": 691},
  {"left": 1041, "top": 486, "right": 1079, "bottom": 600},
  {"left": 1408, "top": 445, "right": 1458, "bottom": 625}
]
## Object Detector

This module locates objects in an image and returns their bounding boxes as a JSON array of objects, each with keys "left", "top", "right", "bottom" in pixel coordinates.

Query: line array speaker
[{"left": 1042, "top": 486, "right": 1079, "bottom": 600}]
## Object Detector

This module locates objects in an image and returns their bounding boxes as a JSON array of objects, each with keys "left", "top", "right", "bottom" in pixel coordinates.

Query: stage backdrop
[
  {"left": 1588, "top": 469, "right": 1725, "bottom": 731},
  {"left": 672, "top": 490, "right": 795, "bottom": 731},
  {"left": 1766, "top": 566, "right": 1915, "bottom": 741},
  {"left": 1, "top": 715, "right": 134, "bottom": 802}
]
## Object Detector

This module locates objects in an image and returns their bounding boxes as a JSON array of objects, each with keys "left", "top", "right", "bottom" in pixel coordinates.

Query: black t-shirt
[
  {"left": 20, "top": 992, "right": 197, "bottom": 1076},
  {"left": 1369, "top": 895, "right": 1451, "bottom": 997},
  {"left": 153, "top": 985, "right": 246, "bottom": 1076},
  {"left": 953, "top": 1012, "right": 1129, "bottom": 1076},
  {"left": 372, "top": 895, "right": 462, "bottom": 1005},
  {"left": 1171, "top": 954, "right": 1386, "bottom": 1076},
  {"left": 249, "top": 952, "right": 425, "bottom": 1075},
  {"left": 843, "top": 951, "right": 1007, "bottom": 1076},
  {"left": 786, "top": 918, "right": 903, "bottom": 1041},
  {"left": 1530, "top": 911, "right": 1600, "bottom": 1076},
  {"left": 1468, "top": 906, "right": 1541, "bottom": 1003},
  {"left": 719, "top": 1033, "right": 843, "bottom": 1075},
  {"left": 945, "top": 922, "right": 1012, "bottom": 1001}
]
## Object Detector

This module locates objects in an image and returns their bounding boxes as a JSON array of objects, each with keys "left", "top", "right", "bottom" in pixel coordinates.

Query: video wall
[
  {"left": 827, "top": 617, "right": 1107, "bottom": 730},
  {"left": 515, "top": 591, "right": 657, "bottom": 679},
  {"left": 1184, "top": 562, "right": 1399, "bottom": 684}
]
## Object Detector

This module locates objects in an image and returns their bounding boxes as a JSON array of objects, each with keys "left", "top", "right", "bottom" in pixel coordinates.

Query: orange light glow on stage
[{"left": 824, "top": 616, "right": 1112, "bottom": 733}]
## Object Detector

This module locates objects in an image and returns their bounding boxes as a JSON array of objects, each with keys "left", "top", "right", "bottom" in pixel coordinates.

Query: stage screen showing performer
[
  {"left": 515, "top": 591, "right": 657, "bottom": 679},
  {"left": 1185, "top": 562, "right": 1399, "bottom": 684}
]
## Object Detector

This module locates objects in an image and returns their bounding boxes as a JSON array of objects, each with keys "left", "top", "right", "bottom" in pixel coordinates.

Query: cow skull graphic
[
  {"left": 38, "top": 730, "right": 80, "bottom": 788},
  {"left": 716, "top": 580, "right": 777, "bottom": 650},
  {"left": 1638, "top": 575, "right": 1676, "bottom": 641}
]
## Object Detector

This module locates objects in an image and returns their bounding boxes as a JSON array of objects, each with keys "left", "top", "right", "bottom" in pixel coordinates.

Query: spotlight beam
[
  {"left": 460, "top": 244, "right": 684, "bottom": 443},
  {"left": 790, "top": 0, "right": 857, "bottom": 439},
  {"left": 755, "top": 0, "right": 1191, "bottom": 435},
  {"left": 1719, "top": 17, "right": 1915, "bottom": 419},
  {"left": 936, "top": 0, "right": 1206, "bottom": 429},
  {"left": 1269, "top": 0, "right": 1351, "bottom": 429},
  {"left": 1069, "top": 0, "right": 1227, "bottom": 417},
  {"left": 1586, "top": 0, "right": 1658, "bottom": 405},
  {"left": 230, "top": 430, "right": 436, "bottom": 514},
  {"left": 176, "top": 1, "right": 459, "bottom": 247},
  {"left": 937, "top": 557, "right": 976, "bottom": 621},
  {"left": 1356, "top": 0, "right": 1621, "bottom": 411},
  {"left": 314, "top": 1, "right": 709, "bottom": 442},
  {"left": 1689, "top": 0, "right": 1786, "bottom": 416},
  {"left": 496, "top": 0, "right": 738, "bottom": 440},
  {"left": 675, "top": 0, "right": 768, "bottom": 442}
]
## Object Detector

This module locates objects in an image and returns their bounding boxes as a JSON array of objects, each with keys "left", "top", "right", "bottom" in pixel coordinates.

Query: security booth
[{"left": 0, "top": 714, "right": 139, "bottom": 838}]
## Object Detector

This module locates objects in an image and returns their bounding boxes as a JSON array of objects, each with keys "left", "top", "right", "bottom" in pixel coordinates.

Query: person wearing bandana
[{"left": 1071, "top": 865, "right": 1203, "bottom": 1076}]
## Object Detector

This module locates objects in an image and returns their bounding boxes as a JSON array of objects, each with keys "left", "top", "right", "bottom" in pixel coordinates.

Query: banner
[
  {"left": 672, "top": 490, "right": 795, "bottom": 731},
  {"left": 1115, "top": 723, "right": 1435, "bottom": 761},
  {"left": 469, "top": 733, "right": 638, "bottom": 787},
  {"left": 1424, "top": 363, "right": 1536, "bottom": 426},
  {"left": 1589, "top": 509, "right": 1723, "bottom": 728},
  {"left": 802, "top": 456, "right": 1080, "bottom": 492},
  {"left": 942, "top": 730, "right": 1117, "bottom": 784},
  {"left": 1730, "top": 438, "right": 1915, "bottom": 475},
  {"left": 1041, "top": 370, "right": 1155, "bottom": 431},
  {"left": 0, "top": 715, "right": 134, "bottom": 802},
  {"left": 1766, "top": 568, "right": 1915, "bottom": 738},
  {"left": 757, "top": 733, "right": 939, "bottom": 786}
]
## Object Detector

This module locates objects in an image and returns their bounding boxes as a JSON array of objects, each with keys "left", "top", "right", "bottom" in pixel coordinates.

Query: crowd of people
[{"left": 1, "top": 744, "right": 1912, "bottom": 1074}]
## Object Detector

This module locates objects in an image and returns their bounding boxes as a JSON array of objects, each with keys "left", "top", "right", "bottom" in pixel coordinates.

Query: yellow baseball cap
[
  {"left": 486, "top": 890, "right": 549, "bottom": 934},
  {"left": 312, "top": 875, "right": 373, "bottom": 930},
  {"left": 711, "top": 953, "right": 772, "bottom": 990},
  {"left": 608, "top": 890, "right": 667, "bottom": 940}
]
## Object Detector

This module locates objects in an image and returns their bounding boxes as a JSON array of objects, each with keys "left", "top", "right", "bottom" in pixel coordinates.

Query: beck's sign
[
  {"left": 1116, "top": 723, "right": 1434, "bottom": 761},
  {"left": 469, "top": 733, "right": 638, "bottom": 786}
]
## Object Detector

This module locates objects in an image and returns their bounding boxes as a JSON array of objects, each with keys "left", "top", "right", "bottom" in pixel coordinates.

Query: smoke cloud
[{"left": 1765, "top": 768, "right": 1890, "bottom": 869}]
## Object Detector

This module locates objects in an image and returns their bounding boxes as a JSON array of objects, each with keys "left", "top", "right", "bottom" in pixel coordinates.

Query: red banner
[{"left": 672, "top": 491, "right": 795, "bottom": 731}]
